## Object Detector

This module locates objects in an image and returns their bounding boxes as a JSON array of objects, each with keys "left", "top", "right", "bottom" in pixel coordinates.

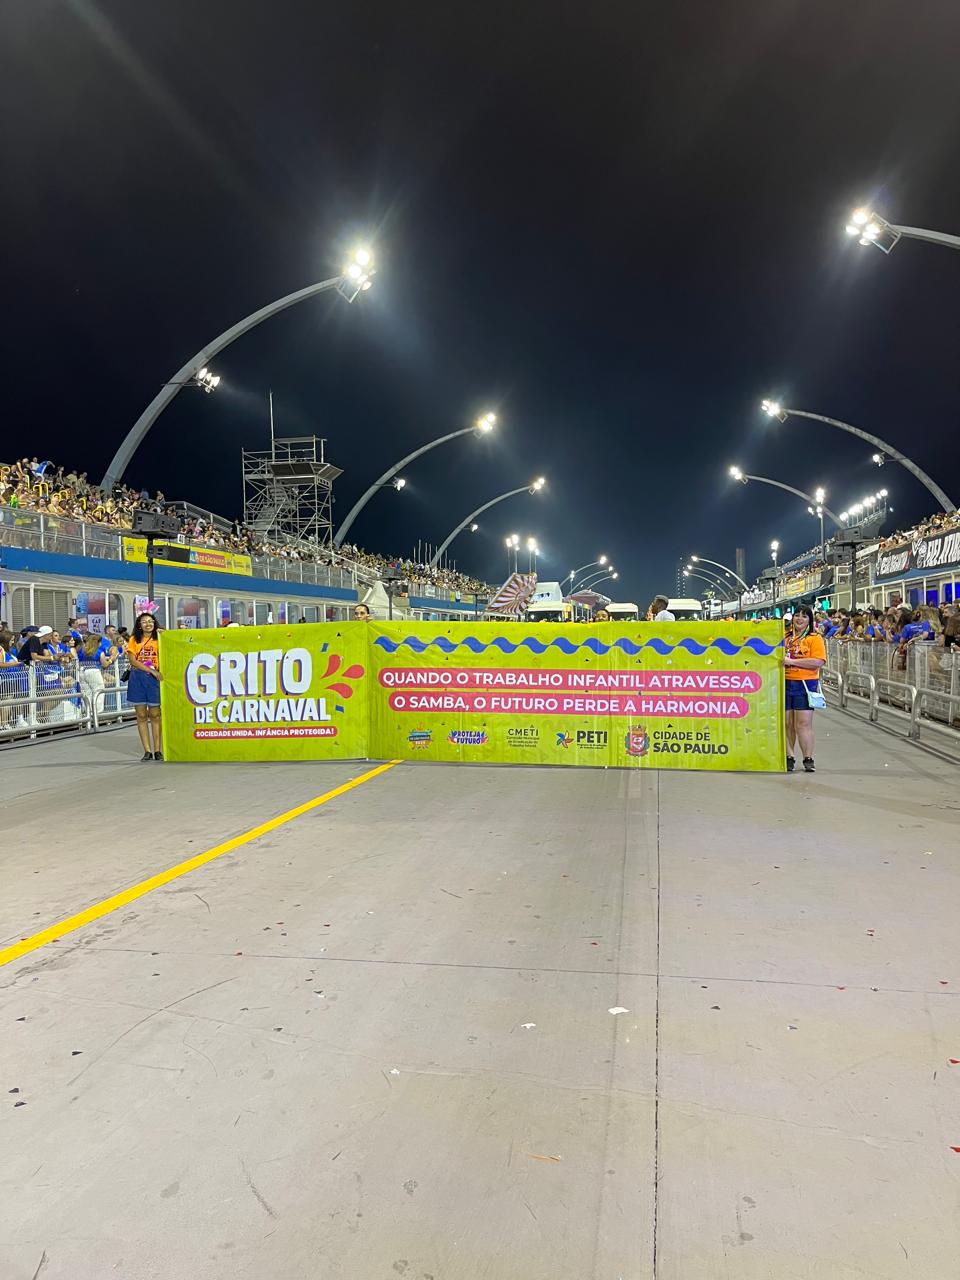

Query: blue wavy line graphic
[{"left": 373, "top": 634, "right": 782, "bottom": 657}]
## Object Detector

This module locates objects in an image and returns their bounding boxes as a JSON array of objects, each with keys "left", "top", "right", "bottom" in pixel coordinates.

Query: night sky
[{"left": 3, "top": 1, "right": 959, "bottom": 604}]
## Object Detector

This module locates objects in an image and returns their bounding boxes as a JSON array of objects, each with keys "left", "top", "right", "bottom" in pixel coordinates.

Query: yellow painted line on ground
[{"left": 0, "top": 760, "right": 401, "bottom": 970}]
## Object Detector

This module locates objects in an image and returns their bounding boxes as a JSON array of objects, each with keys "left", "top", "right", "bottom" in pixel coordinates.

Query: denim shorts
[
  {"left": 127, "top": 669, "right": 161, "bottom": 707},
  {"left": 785, "top": 678, "right": 819, "bottom": 711}
]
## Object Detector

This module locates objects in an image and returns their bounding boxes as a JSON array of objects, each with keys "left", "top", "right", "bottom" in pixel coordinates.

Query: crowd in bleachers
[
  {"left": 878, "top": 507, "right": 960, "bottom": 551},
  {"left": 1, "top": 456, "right": 490, "bottom": 596}
]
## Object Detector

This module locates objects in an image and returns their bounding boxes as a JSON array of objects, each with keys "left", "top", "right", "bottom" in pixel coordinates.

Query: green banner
[
  {"left": 162, "top": 620, "right": 785, "bottom": 770},
  {"left": 161, "top": 623, "right": 368, "bottom": 762}
]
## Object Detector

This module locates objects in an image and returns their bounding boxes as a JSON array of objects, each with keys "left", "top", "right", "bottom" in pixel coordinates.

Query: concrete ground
[{"left": 1, "top": 715, "right": 958, "bottom": 1280}]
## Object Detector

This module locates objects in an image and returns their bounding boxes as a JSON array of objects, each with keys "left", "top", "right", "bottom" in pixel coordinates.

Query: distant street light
[
  {"left": 567, "top": 555, "right": 608, "bottom": 585},
  {"left": 573, "top": 566, "right": 616, "bottom": 593},
  {"left": 806, "top": 504, "right": 825, "bottom": 558},
  {"left": 728, "top": 466, "right": 844, "bottom": 527},
  {"left": 103, "top": 246, "right": 376, "bottom": 490},
  {"left": 526, "top": 537, "right": 540, "bottom": 573},
  {"left": 759, "top": 400, "right": 954, "bottom": 512},
  {"left": 837, "top": 488, "right": 889, "bottom": 526},
  {"left": 505, "top": 533, "right": 521, "bottom": 576},
  {"left": 586, "top": 573, "right": 619, "bottom": 594},
  {"left": 844, "top": 206, "right": 960, "bottom": 254},
  {"left": 429, "top": 476, "right": 545, "bottom": 569},
  {"left": 335, "top": 411, "right": 499, "bottom": 547},
  {"left": 771, "top": 539, "right": 779, "bottom": 569}
]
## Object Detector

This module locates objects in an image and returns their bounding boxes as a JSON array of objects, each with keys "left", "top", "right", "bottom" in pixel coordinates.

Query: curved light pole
[
  {"left": 687, "top": 554, "right": 749, "bottom": 591},
  {"left": 102, "top": 248, "right": 375, "bottom": 490},
  {"left": 845, "top": 207, "right": 960, "bottom": 254},
  {"left": 428, "top": 477, "right": 545, "bottom": 569},
  {"left": 685, "top": 564, "right": 734, "bottom": 594},
  {"left": 566, "top": 556, "right": 608, "bottom": 586},
  {"left": 573, "top": 567, "right": 616, "bottom": 593},
  {"left": 760, "top": 400, "right": 954, "bottom": 512},
  {"left": 728, "top": 466, "right": 845, "bottom": 527},
  {"left": 572, "top": 571, "right": 618, "bottom": 596},
  {"left": 335, "top": 413, "right": 497, "bottom": 547}
]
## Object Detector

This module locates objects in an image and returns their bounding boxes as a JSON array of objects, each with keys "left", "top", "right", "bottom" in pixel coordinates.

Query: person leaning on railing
[
  {"left": 79, "top": 631, "right": 116, "bottom": 715},
  {"left": 0, "top": 629, "right": 19, "bottom": 729}
]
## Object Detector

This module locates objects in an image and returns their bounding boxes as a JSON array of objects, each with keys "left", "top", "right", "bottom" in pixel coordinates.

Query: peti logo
[{"left": 575, "top": 729, "right": 608, "bottom": 750}]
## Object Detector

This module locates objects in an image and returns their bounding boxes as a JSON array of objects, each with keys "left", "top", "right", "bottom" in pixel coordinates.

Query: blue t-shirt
[{"left": 901, "top": 621, "right": 932, "bottom": 643}]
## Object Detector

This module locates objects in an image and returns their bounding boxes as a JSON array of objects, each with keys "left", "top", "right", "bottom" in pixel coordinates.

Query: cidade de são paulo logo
[{"left": 184, "top": 646, "right": 363, "bottom": 740}]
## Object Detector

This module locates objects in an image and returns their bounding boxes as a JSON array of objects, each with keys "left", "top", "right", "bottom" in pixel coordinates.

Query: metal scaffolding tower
[{"left": 241, "top": 393, "right": 342, "bottom": 548}]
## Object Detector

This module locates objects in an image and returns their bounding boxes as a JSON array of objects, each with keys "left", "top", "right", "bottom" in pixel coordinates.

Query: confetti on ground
[
  {"left": 948, "top": 1059, "right": 959, "bottom": 1066},
  {"left": 527, "top": 1153, "right": 562, "bottom": 1162},
  {"left": 389, "top": 1068, "right": 400, "bottom": 1076},
  {"left": 608, "top": 1007, "right": 630, "bottom": 1016},
  {"left": 940, "top": 981, "right": 950, "bottom": 986},
  {"left": 866, "top": 929, "right": 875, "bottom": 936},
  {"left": 951, "top": 1147, "right": 960, "bottom": 1154},
  {"left": 520, "top": 1023, "right": 536, "bottom": 1030}
]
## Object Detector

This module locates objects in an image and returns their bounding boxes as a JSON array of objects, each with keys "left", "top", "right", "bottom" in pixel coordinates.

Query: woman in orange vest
[
  {"left": 126, "top": 613, "right": 164, "bottom": 761},
  {"left": 783, "top": 604, "right": 826, "bottom": 773}
]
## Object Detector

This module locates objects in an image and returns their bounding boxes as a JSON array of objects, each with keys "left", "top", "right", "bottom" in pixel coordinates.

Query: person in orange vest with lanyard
[
  {"left": 783, "top": 604, "right": 826, "bottom": 773},
  {"left": 126, "top": 612, "right": 164, "bottom": 761}
]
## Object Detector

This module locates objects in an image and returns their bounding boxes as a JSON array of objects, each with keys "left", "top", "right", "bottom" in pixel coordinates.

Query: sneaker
[
  {"left": 141, "top": 751, "right": 152, "bottom": 762},
  {"left": 153, "top": 751, "right": 163, "bottom": 761},
  {"left": 786, "top": 756, "right": 795, "bottom": 773},
  {"left": 802, "top": 757, "right": 815, "bottom": 773}
]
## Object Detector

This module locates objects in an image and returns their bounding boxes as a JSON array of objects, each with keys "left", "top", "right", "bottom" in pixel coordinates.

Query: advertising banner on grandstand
[
  {"left": 875, "top": 529, "right": 960, "bottom": 580},
  {"left": 367, "top": 620, "right": 784, "bottom": 771},
  {"left": 161, "top": 621, "right": 784, "bottom": 769},
  {"left": 122, "top": 538, "right": 253, "bottom": 577},
  {"left": 161, "top": 624, "right": 368, "bottom": 762}
]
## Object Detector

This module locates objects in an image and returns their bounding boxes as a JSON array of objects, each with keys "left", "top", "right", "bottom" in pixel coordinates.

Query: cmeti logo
[
  {"left": 407, "top": 726, "right": 432, "bottom": 749},
  {"left": 507, "top": 726, "right": 539, "bottom": 748},
  {"left": 625, "top": 725, "right": 650, "bottom": 757},
  {"left": 556, "top": 731, "right": 574, "bottom": 749},
  {"left": 448, "top": 729, "right": 488, "bottom": 746}
]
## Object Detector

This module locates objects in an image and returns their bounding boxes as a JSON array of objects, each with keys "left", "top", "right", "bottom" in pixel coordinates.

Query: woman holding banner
[{"left": 783, "top": 604, "right": 826, "bottom": 774}]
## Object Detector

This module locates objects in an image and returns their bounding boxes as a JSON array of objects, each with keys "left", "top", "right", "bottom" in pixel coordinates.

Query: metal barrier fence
[
  {"left": 823, "top": 636, "right": 960, "bottom": 740},
  {"left": 0, "top": 654, "right": 134, "bottom": 744}
]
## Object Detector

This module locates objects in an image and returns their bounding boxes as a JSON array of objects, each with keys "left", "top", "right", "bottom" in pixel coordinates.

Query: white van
[
  {"left": 605, "top": 602, "right": 639, "bottom": 621},
  {"left": 665, "top": 597, "right": 704, "bottom": 621}
]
